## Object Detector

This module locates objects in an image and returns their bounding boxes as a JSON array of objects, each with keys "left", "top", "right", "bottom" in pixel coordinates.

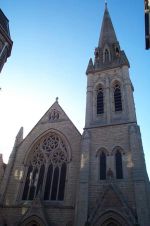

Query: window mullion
[
  {"left": 27, "top": 166, "right": 34, "bottom": 200},
  {"left": 35, "top": 167, "right": 40, "bottom": 197}
]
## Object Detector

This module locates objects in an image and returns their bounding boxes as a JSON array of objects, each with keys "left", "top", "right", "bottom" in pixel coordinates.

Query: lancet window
[
  {"left": 100, "top": 151, "right": 106, "bottom": 180},
  {"left": 115, "top": 150, "right": 123, "bottom": 179},
  {"left": 103, "top": 48, "right": 111, "bottom": 62},
  {"left": 22, "top": 132, "right": 70, "bottom": 201},
  {"left": 114, "top": 83, "right": 122, "bottom": 112},
  {"left": 97, "top": 86, "right": 104, "bottom": 114}
]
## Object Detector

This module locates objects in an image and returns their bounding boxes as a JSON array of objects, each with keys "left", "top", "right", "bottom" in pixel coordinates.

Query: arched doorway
[
  {"left": 25, "top": 221, "right": 41, "bottom": 226},
  {"left": 102, "top": 218, "right": 121, "bottom": 226},
  {"left": 93, "top": 211, "right": 131, "bottom": 226},
  {"left": 20, "top": 216, "right": 45, "bottom": 226}
]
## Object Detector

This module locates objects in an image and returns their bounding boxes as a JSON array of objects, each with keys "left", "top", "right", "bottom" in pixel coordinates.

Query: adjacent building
[{"left": 0, "top": 9, "right": 13, "bottom": 73}]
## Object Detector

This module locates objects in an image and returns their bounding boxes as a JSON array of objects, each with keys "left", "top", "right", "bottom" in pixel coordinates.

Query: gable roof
[{"left": 19, "top": 99, "right": 81, "bottom": 146}]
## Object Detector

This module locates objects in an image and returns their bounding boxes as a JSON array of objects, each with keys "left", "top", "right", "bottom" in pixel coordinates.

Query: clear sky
[{"left": 0, "top": 1, "right": 150, "bottom": 177}]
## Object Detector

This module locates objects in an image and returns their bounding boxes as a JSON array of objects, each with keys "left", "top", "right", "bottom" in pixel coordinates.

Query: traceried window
[
  {"left": 115, "top": 150, "right": 123, "bottom": 179},
  {"left": 22, "top": 132, "right": 70, "bottom": 201},
  {"left": 100, "top": 151, "right": 106, "bottom": 180},
  {"left": 114, "top": 83, "right": 122, "bottom": 112},
  {"left": 97, "top": 86, "right": 104, "bottom": 114}
]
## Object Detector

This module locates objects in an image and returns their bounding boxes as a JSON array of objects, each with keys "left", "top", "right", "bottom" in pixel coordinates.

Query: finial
[
  {"left": 56, "top": 97, "right": 59, "bottom": 103},
  {"left": 105, "top": 0, "right": 107, "bottom": 8}
]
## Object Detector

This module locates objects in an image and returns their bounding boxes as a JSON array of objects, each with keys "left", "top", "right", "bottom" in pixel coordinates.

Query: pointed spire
[{"left": 98, "top": 5, "right": 118, "bottom": 48}]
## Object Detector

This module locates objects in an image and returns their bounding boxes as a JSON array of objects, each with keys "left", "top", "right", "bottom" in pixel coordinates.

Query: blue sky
[{"left": 0, "top": 1, "right": 150, "bottom": 177}]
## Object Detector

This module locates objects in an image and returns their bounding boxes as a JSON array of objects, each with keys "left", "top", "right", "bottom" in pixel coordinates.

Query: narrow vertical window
[
  {"left": 115, "top": 150, "right": 123, "bottom": 179},
  {"left": 100, "top": 152, "right": 106, "bottom": 180},
  {"left": 97, "top": 87, "right": 104, "bottom": 114},
  {"left": 114, "top": 83, "right": 122, "bottom": 111},
  {"left": 105, "top": 49, "right": 110, "bottom": 62}
]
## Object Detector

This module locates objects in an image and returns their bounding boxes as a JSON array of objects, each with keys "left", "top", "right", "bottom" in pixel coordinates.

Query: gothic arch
[
  {"left": 111, "top": 79, "right": 122, "bottom": 88},
  {"left": 112, "top": 146, "right": 124, "bottom": 179},
  {"left": 111, "top": 146, "right": 124, "bottom": 155},
  {"left": 96, "top": 147, "right": 109, "bottom": 157},
  {"left": 20, "top": 215, "right": 45, "bottom": 226},
  {"left": 96, "top": 85, "right": 104, "bottom": 114},
  {"left": 101, "top": 218, "right": 121, "bottom": 226},
  {"left": 95, "top": 83, "right": 104, "bottom": 90},
  {"left": 93, "top": 210, "right": 131, "bottom": 226},
  {"left": 103, "top": 45, "right": 111, "bottom": 63},
  {"left": 111, "top": 81, "right": 123, "bottom": 112},
  {"left": 23, "top": 129, "right": 72, "bottom": 164},
  {"left": 93, "top": 82, "right": 106, "bottom": 118},
  {"left": 96, "top": 148, "right": 108, "bottom": 180},
  {"left": 21, "top": 130, "right": 71, "bottom": 202}
]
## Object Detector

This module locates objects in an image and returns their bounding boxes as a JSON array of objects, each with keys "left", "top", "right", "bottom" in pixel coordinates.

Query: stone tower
[
  {"left": 0, "top": 9, "right": 13, "bottom": 73},
  {"left": 76, "top": 4, "right": 150, "bottom": 226}
]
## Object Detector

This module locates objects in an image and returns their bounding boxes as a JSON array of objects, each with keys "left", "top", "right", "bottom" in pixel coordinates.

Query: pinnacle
[{"left": 86, "top": 58, "right": 94, "bottom": 75}]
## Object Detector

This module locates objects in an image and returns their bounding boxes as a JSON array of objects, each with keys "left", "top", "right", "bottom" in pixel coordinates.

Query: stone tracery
[{"left": 22, "top": 132, "right": 70, "bottom": 201}]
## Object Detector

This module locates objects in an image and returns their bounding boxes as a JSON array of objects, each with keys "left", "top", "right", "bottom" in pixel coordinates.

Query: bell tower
[
  {"left": 76, "top": 4, "right": 150, "bottom": 226},
  {"left": 85, "top": 3, "right": 136, "bottom": 128}
]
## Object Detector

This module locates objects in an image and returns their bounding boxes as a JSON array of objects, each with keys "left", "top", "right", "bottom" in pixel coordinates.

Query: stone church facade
[{"left": 0, "top": 4, "right": 150, "bottom": 226}]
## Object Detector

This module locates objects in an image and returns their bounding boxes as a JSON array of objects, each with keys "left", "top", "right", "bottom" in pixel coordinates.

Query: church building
[{"left": 0, "top": 3, "right": 150, "bottom": 226}]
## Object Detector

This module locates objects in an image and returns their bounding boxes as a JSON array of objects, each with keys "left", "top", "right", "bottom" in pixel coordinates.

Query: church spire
[
  {"left": 86, "top": 4, "right": 129, "bottom": 74},
  {"left": 98, "top": 4, "right": 118, "bottom": 48}
]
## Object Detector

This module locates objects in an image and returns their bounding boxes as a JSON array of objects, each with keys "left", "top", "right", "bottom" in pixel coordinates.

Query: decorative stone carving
[{"left": 49, "top": 109, "right": 60, "bottom": 121}]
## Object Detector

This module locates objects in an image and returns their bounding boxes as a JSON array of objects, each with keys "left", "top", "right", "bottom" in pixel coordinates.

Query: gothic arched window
[
  {"left": 100, "top": 151, "right": 106, "bottom": 180},
  {"left": 97, "top": 86, "right": 104, "bottom": 114},
  {"left": 22, "top": 132, "right": 70, "bottom": 201},
  {"left": 115, "top": 150, "right": 123, "bottom": 179},
  {"left": 114, "top": 83, "right": 122, "bottom": 112},
  {"left": 105, "top": 49, "right": 109, "bottom": 61}
]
